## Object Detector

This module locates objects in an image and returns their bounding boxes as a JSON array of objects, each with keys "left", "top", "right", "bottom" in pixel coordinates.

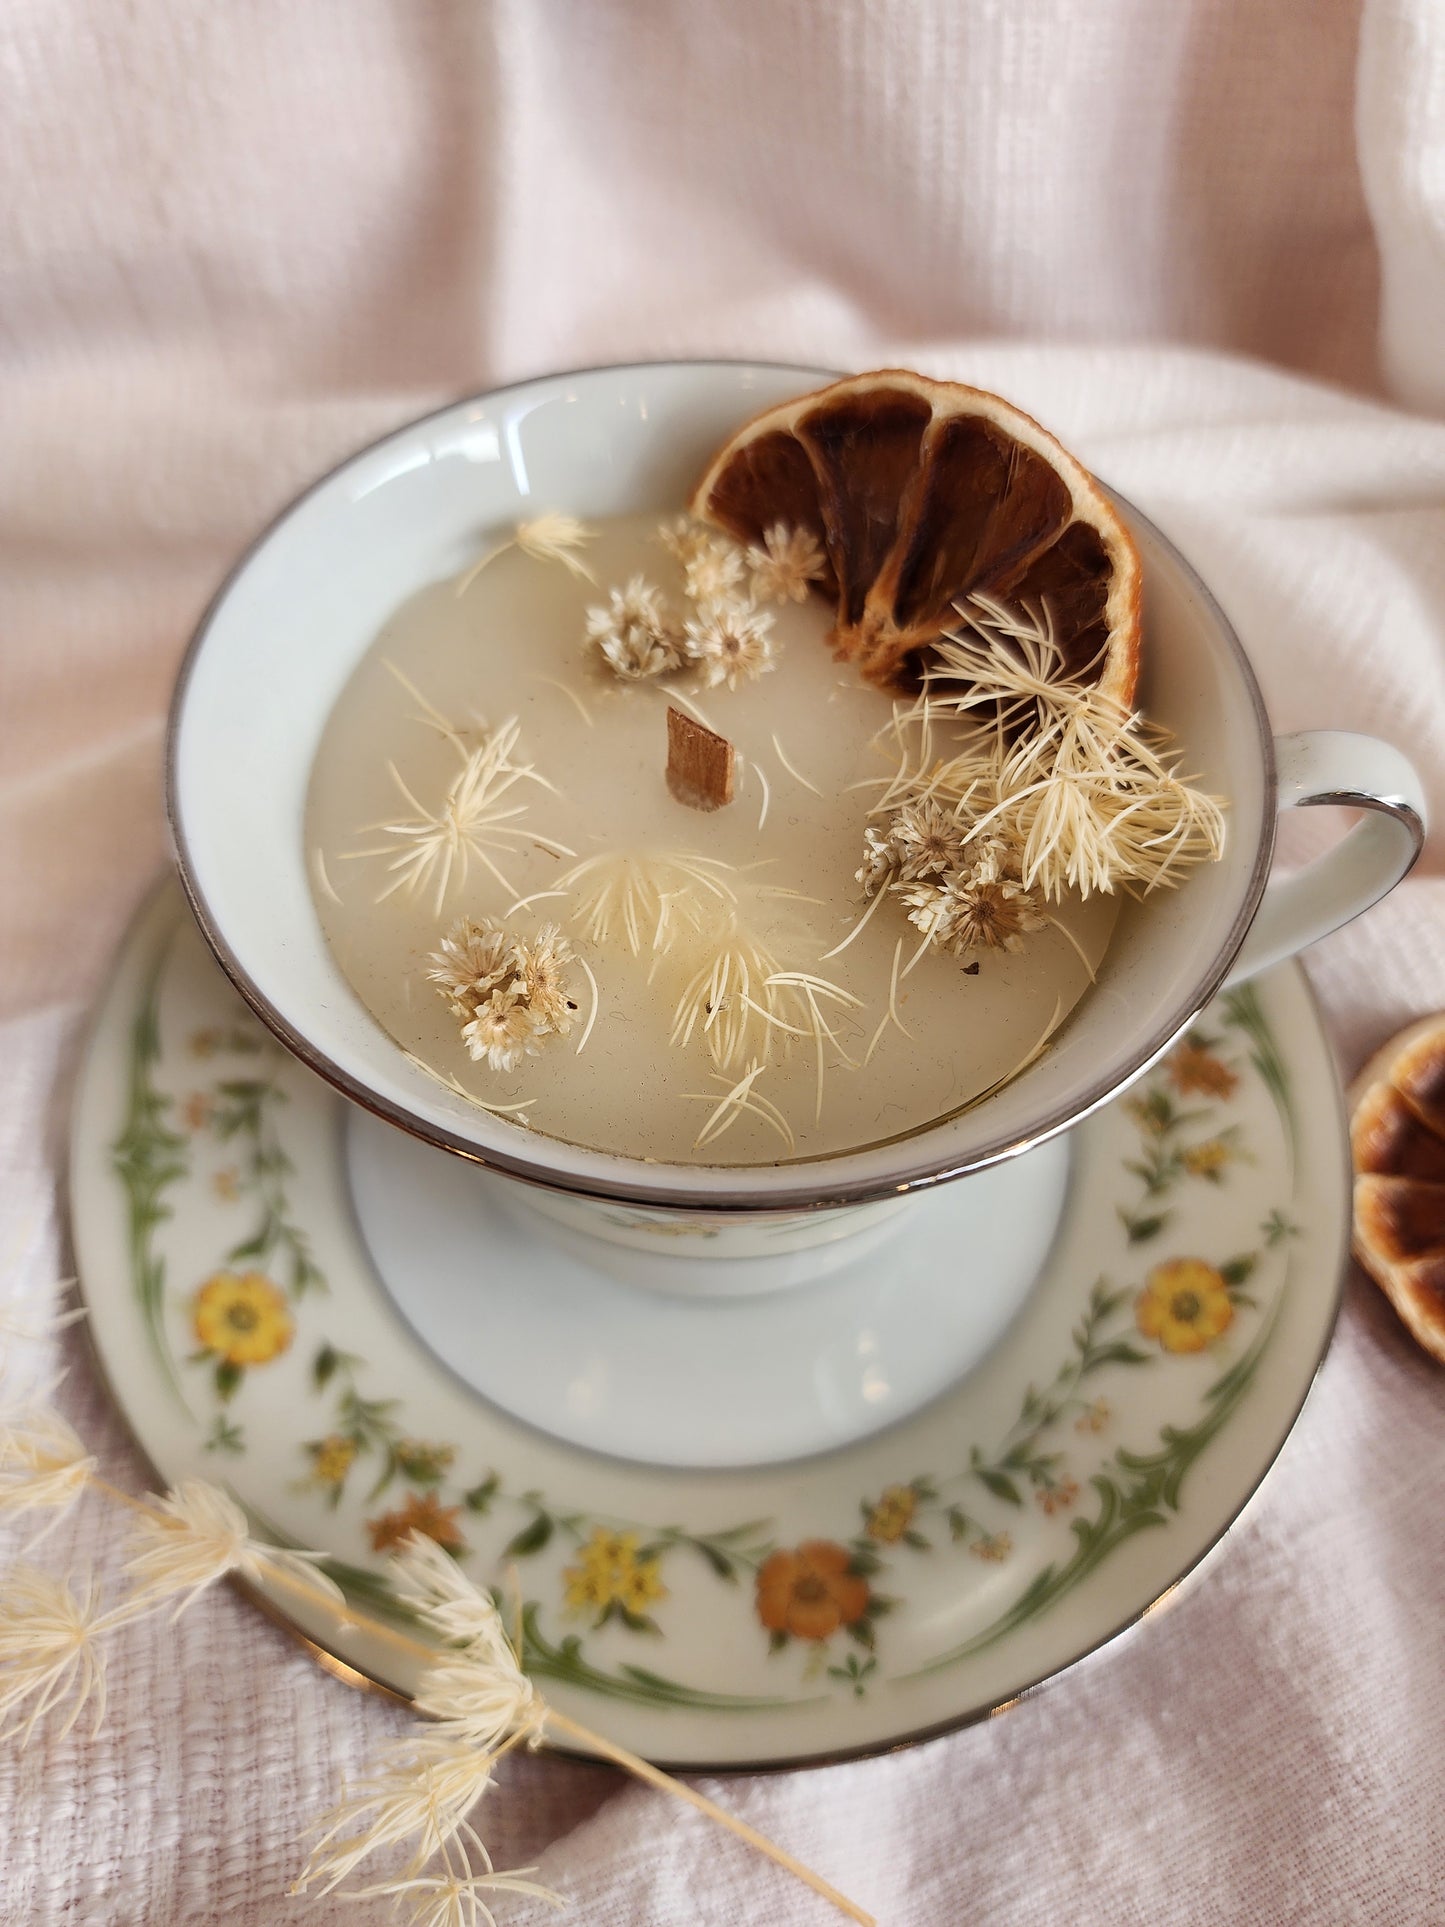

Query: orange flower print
[
  {"left": 1075, "top": 1398, "right": 1111, "bottom": 1435},
  {"left": 1036, "top": 1479, "right": 1080, "bottom": 1516},
  {"left": 969, "top": 1532, "right": 1013, "bottom": 1563},
  {"left": 865, "top": 1484, "right": 918, "bottom": 1544},
  {"left": 1135, "top": 1258, "right": 1235, "bottom": 1354},
  {"left": 367, "top": 1491, "right": 466, "bottom": 1555},
  {"left": 1168, "top": 1043, "right": 1238, "bottom": 1100},
  {"left": 192, "top": 1271, "right": 293, "bottom": 1367},
  {"left": 755, "top": 1541, "right": 870, "bottom": 1642},
  {"left": 183, "top": 1091, "right": 214, "bottom": 1132}
]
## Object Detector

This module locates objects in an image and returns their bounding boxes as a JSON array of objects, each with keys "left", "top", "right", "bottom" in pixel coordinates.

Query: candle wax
[{"left": 305, "top": 512, "right": 1120, "bottom": 1165}]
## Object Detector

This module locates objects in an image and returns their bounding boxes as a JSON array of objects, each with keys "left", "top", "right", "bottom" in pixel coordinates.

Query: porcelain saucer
[{"left": 69, "top": 883, "right": 1348, "bottom": 1769}]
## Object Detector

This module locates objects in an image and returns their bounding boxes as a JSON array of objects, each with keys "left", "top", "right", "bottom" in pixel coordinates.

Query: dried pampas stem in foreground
[{"left": 2, "top": 1290, "right": 874, "bottom": 1926}]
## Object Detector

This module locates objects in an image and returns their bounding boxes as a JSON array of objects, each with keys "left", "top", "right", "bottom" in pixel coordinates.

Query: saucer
[{"left": 69, "top": 882, "right": 1349, "bottom": 1769}]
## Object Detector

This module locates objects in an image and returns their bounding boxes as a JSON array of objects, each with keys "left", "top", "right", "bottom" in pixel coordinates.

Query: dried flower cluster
[
  {"left": 916, "top": 596, "right": 1225, "bottom": 901},
  {"left": 856, "top": 803, "right": 1045, "bottom": 960},
  {"left": 426, "top": 917, "right": 582, "bottom": 1071},
  {"left": 850, "top": 596, "right": 1226, "bottom": 975},
  {"left": 584, "top": 575, "right": 686, "bottom": 680},
  {"left": 582, "top": 513, "right": 825, "bottom": 693}
]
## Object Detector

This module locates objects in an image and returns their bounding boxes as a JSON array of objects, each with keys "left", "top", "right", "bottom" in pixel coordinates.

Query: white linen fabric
[{"left": 2, "top": 3, "right": 1444, "bottom": 1922}]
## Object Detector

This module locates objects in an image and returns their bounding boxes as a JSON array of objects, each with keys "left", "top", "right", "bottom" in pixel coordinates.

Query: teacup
[{"left": 168, "top": 361, "right": 1425, "bottom": 1299}]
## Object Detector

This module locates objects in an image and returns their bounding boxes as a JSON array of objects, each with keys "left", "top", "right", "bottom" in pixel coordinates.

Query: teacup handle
[{"left": 1223, "top": 730, "right": 1427, "bottom": 987}]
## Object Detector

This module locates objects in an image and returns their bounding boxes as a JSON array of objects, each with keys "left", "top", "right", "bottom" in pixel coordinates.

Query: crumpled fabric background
[{"left": 2, "top": 4, "right": 1444, "bottom": 1923}]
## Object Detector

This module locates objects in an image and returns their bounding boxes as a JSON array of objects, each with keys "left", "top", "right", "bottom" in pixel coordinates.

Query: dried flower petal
[
  {"left": 389, "top": 1535, "right": 525, "bottom": 1677},
  {"left": 682, "top": 535, "right": 746, "bottom": 606},
  {"left": 747, "top": 522, "right": 828, "bottom": 604},
  {"left": 351, "top": 716, "right": 568, "bottom": 915},
  {"left": 0, "top": 1405, "right": 95, "bottom": 1523},
  {"left": 123, "top": 1478, "right": 342, "bottom": 1616},
  {"left": 682, "top": 602, "right": 777, "bottom": 691},
  {"left": 900, "top": 850, "right": 1045, "bottom": 956},
  {"left": 514, "top": 512, "right": 596, "bottom": 581},
  {"left": 297, "top": 1747, "right": 500, "bottom": 1896},
  {"left": 585, "top": 576, "right": 685, "bottom": 680},
  {"left": 856, "top": 825, "right": 902, "bottom": 900},
  {"left": 892, "top": 800, "right": 969, "bottom": 881},
  {"left": 656, "top": 514, "right": 712, "bottom": 567},
  {"left": 347, "top": 1861, "right": 563, "bottom": 1927},
  {"left": 0, "top": 1566, "right": 115, "bottom": 1743}
]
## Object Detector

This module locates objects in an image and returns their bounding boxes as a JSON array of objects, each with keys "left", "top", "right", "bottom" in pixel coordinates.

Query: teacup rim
[{"left": 166, "top": 356, "right": 1277, "bottom": 1212}]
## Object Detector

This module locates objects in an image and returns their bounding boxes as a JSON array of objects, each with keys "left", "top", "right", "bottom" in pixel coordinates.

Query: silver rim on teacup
[{"left": 166, "top": 360, "right": 1426, "bottom": 1216}]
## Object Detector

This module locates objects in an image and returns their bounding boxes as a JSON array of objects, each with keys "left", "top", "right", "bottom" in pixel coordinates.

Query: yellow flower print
[
  {"left": 969, "top": 1532, "right": 1012, "bottom": 1563},
  {"left": 1183, "top": 1137, "right": 1234, "bottom": 1180},
  {"left": 1075, "top": 1398, "right": 1111, "bottom": 1435},
  {"left": 192, "top": 1271, "right": 293, "bottom": 1367},
  {"left": 1135, "top": 1258, "right": 1235, "bottom": 1354},
  {"left": 310, "top": 1434, "right": 358, "bottom": 1486},
  {"left": 865, "top": 1484, "right": 918, "bottom": 1544},
  {"left": 563, "top": 1528, "right": 667, "bottom": 1622},
  {"left": 212, "top": 1169, "right": 241, "bottom": 1203}
]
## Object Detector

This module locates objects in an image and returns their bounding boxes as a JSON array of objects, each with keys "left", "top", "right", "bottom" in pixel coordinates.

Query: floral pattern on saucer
[{"left": 101, "top": 887, "right": 1317, "bottom": 1724}]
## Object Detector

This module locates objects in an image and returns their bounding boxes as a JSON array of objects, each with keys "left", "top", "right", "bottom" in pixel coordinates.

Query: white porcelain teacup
[{"left": 168, "top": 361, "right": 1425, "bottom": 1298}]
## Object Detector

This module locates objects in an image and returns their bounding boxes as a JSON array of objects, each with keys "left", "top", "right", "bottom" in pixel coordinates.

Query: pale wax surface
[{"left": 2, "top": 4, "right": 1445, "bottom": 1922}]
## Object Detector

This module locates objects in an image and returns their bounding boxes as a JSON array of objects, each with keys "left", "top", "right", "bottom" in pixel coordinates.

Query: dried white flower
[
  {"left": 122, "top": 1479, "right": 343, "bottom": 1617},
  {"left": 747, "top": 522, "right": 828, "bottom": 604},
  {"left": 656, "top": 514, "right": 712, "bottom": 567},
  {"left": 296, "top": 1538, "right": 554, "bottom": 1913},
  {"left": 682, "top": 602, "right": 777, "bottom": 691},
  {"left": 514, "top": 512, "right": 596, "bottom": 581},
  {"left": 891, "top": 800, "right": 970, "bottom": 881},
  {"left": 900, "top": 849, "right": 1045, "bottom": 956},
  {"left": 350, "top": 716, "right": 571, "bottom": 914},
  {"left": 0, "top": 1405, "right": 95, "bottom": 1524},
  {"left": 682, "top": 534, "right": 747, "bottom": 606},
  {"left": 298, "top": 1750, "right": 503, "bottom": 1898},
  {"left": 389, "top": 1534, "right": 524, "bottom": 1676},
  {"left": 428, "top": 917, "right": 578, "bottom": 1071},
  {"left": 345, "top": 1852, "right": 562, "bottom": 1927},
  {"left": 0, "top": 1567, "right": 115, "bottom": 1742},
  {"left": 456, "top": 512, "right": 596, "bottom": 597},
  {"left": 584, "top": 575, "right": 686, "bottom": 679},
  {"left": 553, "top": 849, "right": 738, "bottom": 956},
  {"left": 856, "top": 825, "right": 901, "bottom": 900}
]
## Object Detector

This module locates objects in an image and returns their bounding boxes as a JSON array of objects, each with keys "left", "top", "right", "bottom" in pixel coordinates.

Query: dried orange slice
[
  {"left": 692, "top": 369, "right": 1142, "bottom": 701},
  {"left": 1350, "top": 1013, "right": 1445, "bottom": 1363}
]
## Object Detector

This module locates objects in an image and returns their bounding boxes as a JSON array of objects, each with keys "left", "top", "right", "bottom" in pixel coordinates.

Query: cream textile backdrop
[{"left": 2, "top": 3, "right": 1444, "bottom": 1923}]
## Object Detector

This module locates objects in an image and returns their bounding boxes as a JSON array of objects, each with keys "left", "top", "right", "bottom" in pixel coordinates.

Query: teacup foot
[{"left": 345, "top": 1111, "right": 1074, "bottom": 1469}]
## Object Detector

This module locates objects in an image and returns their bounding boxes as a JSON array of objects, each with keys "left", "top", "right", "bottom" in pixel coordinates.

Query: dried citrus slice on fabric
[
  {"left": 692, "top": 369, "right": 1142, "bottom": 702},
  {"left": 1350, "top": 1013, "right": 1445, "bottom": 1364}
]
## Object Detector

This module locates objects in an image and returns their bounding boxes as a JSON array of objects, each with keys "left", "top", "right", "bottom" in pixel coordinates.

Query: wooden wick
[{"left": 666, "top": 705, "right": 735, "bottom": 811}]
